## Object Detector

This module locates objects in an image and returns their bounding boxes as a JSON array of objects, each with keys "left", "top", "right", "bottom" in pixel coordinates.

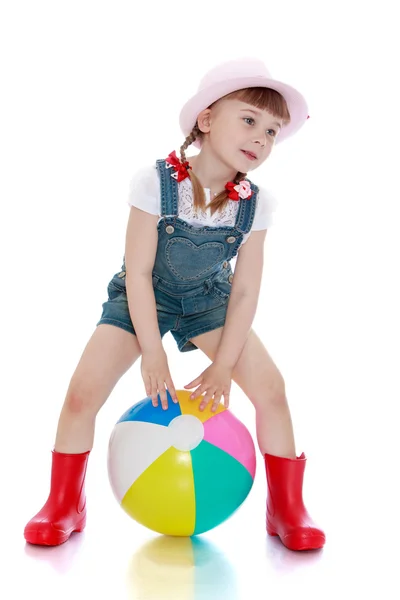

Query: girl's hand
[
  {"left": 184, "top": 363, "right": 232, "bottom": 412},
  {"left": 141, "top": 348, "right": 178, "bottom": 409}
]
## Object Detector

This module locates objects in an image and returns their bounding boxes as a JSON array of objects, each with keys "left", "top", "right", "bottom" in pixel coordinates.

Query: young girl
[{"left": 24, "top": 57, "right": 325, "bottom": 552}]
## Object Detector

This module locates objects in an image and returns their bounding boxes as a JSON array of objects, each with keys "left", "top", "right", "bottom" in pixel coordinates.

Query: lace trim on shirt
[{"left": 178, "top": 177, "right": 239, "bottom": 226}]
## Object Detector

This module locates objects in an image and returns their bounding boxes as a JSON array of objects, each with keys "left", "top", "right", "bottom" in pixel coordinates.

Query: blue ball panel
[{"left": 117, "top": 392, "right": 181, "bottom": 427}]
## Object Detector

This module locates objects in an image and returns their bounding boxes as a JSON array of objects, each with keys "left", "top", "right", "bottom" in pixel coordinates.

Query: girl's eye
[{"left": 244, "top": 118, "right": 276, "bottom": 137}]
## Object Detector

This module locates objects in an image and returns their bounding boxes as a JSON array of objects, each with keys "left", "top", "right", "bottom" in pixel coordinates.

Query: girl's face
[{"left": 198, "top": 97, "right": 283, "bottom": 172}]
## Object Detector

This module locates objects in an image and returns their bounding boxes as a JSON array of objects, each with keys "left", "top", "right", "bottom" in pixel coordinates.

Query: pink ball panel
[{"left": 203, "top": 410, "right": 256, "bottom": 478}]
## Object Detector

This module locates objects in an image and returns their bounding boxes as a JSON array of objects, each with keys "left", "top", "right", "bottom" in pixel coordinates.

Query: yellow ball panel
[
  {"left": 176, "top": 389, "right": 225, "bottom": 423},
  {"left": 121, "top": 446, "right": 195, "bottom": 536}
]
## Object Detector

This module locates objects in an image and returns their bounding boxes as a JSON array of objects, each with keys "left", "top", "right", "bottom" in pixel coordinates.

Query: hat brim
[{"left": 179, "top": 76, "right": 309, "bottom": 148}]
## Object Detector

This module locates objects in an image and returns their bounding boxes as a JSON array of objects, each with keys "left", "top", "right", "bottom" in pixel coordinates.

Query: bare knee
[
  {"left": 252, "top": 370, "right": 287, "bottom": 410},
  {"left": 64, "top": 380, "right": 103, "bottom": 416}
]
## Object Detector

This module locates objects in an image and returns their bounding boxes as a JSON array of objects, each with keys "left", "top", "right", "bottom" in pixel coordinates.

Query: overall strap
[
  {"left": 156, "top": 159, "right": 179, "bottom": 217},
  {"left": 234, "top": 180, "right": 259, "bottom": 234}
]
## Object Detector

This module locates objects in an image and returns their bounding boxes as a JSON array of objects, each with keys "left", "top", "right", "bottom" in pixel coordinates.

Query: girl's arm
[
  {"left": 124, "top": 206, "right": 162, "bottom": 353},
  {"left": 214, "top": 229, "right": 267, "bottom": 369}
]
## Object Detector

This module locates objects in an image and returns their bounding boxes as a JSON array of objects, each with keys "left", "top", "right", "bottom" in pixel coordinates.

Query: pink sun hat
[{"left": 179, "top": 57, "right": 309, "bottom": 148}]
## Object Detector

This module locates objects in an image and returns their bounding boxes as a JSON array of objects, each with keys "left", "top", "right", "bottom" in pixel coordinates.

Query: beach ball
[{"left": 107, "top": 389, "right": 256, "bottom": 536}]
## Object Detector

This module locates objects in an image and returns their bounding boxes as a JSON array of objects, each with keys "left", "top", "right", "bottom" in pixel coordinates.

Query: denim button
[
  {"left": 223, "top": 261, "right": 228, "bottom": 268},
  {"left": 117, "top": 271, "right": 126, "bottom": 278},
  {"left": 166, "top": 225, "right": 175, "bottom": 234},
  {"left": 226, "top": 236, "right": 236, "bottom": 243},
  {"left": 228, "top": 274, "right": 233, "bottom": 283}
]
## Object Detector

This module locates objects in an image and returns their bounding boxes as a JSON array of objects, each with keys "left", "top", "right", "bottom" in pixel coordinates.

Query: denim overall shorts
[{"left": 97, "top": 158, "right": 259, "bottom": 352}]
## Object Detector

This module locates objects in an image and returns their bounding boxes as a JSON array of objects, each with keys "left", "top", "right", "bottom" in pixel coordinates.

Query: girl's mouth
[{"left": 241, "top": 150, "right": 257, "bottom": 161}]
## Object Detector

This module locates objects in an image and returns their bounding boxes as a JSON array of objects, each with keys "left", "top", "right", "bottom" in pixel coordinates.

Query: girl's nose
[{"left": 253, "top": 131, "right": 266, "bottom": 147}]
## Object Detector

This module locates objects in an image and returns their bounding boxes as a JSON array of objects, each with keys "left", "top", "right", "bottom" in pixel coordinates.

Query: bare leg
[
  {"left": 24, "top": 324, "right": 142, "bottom": 545},
  {"left": 190, "top": 327, "right": 296, "bottom": 458},
  {"left": 190, "top": 327, "right": 325, "bottom": 551},
  {"left": 55, "top": 324, "right": 142, "bottom": 453}
]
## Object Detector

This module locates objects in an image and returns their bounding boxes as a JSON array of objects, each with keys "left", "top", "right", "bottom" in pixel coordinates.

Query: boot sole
[
  {"left": 24, "top": 515, "right": 86, "bottom": 546},
  {"left": 267, "top": 524, "right": 325, "bottom": 551}
]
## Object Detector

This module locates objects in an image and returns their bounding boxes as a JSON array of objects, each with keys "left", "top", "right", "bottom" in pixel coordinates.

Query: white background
[{"left": 1, "top": 0, "right": 399, "bottom": 598}]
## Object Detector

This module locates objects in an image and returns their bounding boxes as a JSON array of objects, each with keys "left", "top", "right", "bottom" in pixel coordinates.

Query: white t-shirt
[{"left": 127, "top": 164, "right": 278, "bottom": 245}]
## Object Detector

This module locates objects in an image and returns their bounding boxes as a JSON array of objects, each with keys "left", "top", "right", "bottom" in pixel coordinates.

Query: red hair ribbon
[{"left": 165, "top": 150, "right": 192, "bottom": 182}]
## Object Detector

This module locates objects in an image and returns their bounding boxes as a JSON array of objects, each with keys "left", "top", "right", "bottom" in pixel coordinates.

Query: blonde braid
[
  {"left": 179, "top": 123, "right": 200, "bottom": 163},
  {"left": 178, "top": 124, "right": 206, "bottom": 212},
  {"left": 235, "top": 171, "right": 247, "bottom": 183}
]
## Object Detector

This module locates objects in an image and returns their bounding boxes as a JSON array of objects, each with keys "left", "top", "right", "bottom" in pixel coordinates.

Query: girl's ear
[{"left": 196, "top": 108, "right": 212, "bottom": 134}]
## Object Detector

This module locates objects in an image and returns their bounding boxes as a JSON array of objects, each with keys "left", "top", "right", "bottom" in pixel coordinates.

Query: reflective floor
[{"left": 5, "top": 387, "right": 400, "bottom": 600}]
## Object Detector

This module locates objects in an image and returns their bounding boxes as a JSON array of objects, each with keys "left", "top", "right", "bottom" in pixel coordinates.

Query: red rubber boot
[
  {"left": 24, "top": 450, "right": 90, "bottom": 546},
  {"left": 265, "top": 452, "right": 325, "bottom": 551}
]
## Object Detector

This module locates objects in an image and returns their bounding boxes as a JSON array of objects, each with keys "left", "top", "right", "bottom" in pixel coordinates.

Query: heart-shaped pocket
[{"left": 166, "top": 238, "right": 225, "bottom": 280}]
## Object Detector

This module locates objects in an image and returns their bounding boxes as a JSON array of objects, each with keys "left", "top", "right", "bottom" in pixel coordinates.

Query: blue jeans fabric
[{"left": 97, "top": 158, "right": 259, "bottom": 352}]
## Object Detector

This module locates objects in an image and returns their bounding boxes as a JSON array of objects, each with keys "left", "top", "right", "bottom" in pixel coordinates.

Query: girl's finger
[
  {"left": 223, "top": 392, "right": 230, "bottom": 409},
  {"left": 144, "top": 376, "right": 152, "bottom": 399},
  {"left": 185, "top": 376, "right": 201, "bottom": 389},
  {"left": 199, "top": 390, "right": 215, "bottom": 411},
  {"left": 211, "top": 391, "right": 223, "bottom": 412},
  {"left": 166, "top": 376, "right": 178, "bottom": 403},
  {"left": 190, "top": 384, "right": 206, "bottom": 400},
  {"left": 158, "top": 380, "right": 168, "bottom": 410},
  {"left": 150, "top": 377, "right": 159, "bottom": 407}
]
